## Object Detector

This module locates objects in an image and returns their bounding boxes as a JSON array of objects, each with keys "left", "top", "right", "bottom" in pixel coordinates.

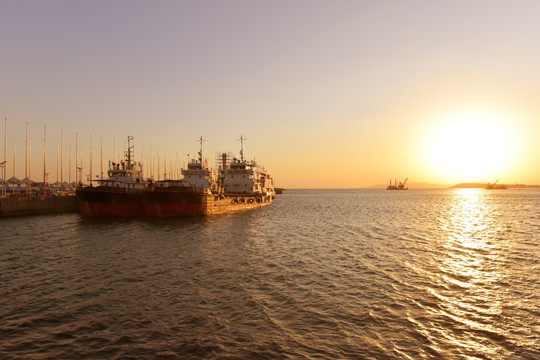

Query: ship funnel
[{"left": 222, "top": 153, "right": 227, "bottom": 169}]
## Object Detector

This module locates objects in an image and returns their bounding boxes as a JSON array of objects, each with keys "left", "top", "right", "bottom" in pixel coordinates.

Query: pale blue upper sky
[{"left": 2, "top": 1, "right": 540, "bottom": 187}]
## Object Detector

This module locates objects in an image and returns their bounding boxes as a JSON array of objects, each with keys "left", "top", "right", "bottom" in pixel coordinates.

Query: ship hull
[
  {"left": 143, "top": 188, "right": 273, "bottom": 217},
  {"left": 204, "top": 195, "right": 273, "bottom": 215},
  {"left": 76, "top": 187, "right": 145, "bottom": 217},
  {"left": 143, "top": 188, "right": 205, "bottom": 216},
  {"left": 77, "top": 187, "right": 274, "bottom": 217}
]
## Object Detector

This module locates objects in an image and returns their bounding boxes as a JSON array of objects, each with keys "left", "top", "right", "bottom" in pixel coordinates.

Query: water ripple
[{"left": 1, "top": 190, "right": 539, "bottom": 359}]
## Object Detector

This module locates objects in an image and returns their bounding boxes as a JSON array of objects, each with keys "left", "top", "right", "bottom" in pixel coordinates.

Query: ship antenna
[
  {"left": 127, "top": 135, "right": 134, "bottom": 166},
  {"left": 238, "top": 135, "right": 247, "bottom": 162},
  {"left": 198, "top": 136, "right": 206, "bottom": 164}
]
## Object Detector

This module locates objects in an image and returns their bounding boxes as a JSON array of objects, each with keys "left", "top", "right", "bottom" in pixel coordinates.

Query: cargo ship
[
  {"left": 143, "top": 136, "right": 275, "bottom": 216},
  {"left": 76, "top": 136, "right": 149, "bottom": 217},
  {"left": 143, "top": 136, "right": 217, "bottom": 216}
]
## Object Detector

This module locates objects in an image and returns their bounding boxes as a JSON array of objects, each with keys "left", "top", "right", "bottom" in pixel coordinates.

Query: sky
[{"left": 1, "top": 0, "right": 540, "bottom": 188}]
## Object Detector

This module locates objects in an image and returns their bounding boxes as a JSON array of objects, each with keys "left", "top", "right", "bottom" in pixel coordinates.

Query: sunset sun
[{"left": 423, "top": 110, "right": 518, "bottom": 183}]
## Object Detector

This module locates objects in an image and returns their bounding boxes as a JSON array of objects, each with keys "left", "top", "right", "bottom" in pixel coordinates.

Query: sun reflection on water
[{"left": 432, "top": 189, "right": 513, "bottom": 359}]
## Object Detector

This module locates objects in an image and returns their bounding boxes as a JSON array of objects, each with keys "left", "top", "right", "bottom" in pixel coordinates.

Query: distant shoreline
[
  {"left": 282, "top": 184, "right": 540, "bottom": 190},
  {"left": 450, "top": 183, "right": 540, "bottom": 189}
]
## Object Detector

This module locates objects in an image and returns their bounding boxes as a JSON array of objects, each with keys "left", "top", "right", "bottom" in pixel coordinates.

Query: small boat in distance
[
  {"left": 486, "top": 179, "right": 507, "bottom": 189},
  {"left": 387, "top": 178, "right": 408, "bottom": 190}
]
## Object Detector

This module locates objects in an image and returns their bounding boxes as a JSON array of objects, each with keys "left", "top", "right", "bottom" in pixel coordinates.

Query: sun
[{"left": 423, "top": 109, "right": 518, "bottom": 183}]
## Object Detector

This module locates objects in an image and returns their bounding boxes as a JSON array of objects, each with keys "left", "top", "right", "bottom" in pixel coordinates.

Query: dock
[{"left": 0, "top": 195, "right": 77, "bottom": 217}]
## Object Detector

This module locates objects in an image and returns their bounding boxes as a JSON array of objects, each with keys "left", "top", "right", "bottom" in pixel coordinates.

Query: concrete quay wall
[{"left": 0, "top": 196, "right": 78, "bottom": 217}]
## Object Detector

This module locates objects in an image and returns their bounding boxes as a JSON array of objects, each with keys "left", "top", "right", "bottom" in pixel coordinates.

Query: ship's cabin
[
  {"left": 187, "top": 160, "right": 206, "bottom": 170},
  {"left": 229, "top": 158, "right": 254, "bottom": 170},
  {"left": 107, "top": 168, "right": 142, "bottom": 181}
]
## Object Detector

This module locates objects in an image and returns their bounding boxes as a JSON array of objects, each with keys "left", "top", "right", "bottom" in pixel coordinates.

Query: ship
[
  {"left": 386, "top": 178, "right": 408, "bottom": 190},
  {"left": 143, "top": 136, "right": 275, "bottom": 216},
  {"left": 76, "top": 136, "right": 149, "bottom": 216},
  {"left": 486, "top": 179, "right": 507, "bottom": 190}
]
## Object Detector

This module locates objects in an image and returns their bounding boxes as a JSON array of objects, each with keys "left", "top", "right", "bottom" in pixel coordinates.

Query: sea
[{"left": 1, "top": 189, "right": 539, "bottom": 359}]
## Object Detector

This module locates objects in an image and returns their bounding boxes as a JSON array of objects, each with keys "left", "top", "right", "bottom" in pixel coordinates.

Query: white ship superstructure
[
  {"left": 181, "top": 137, "right": 217, "bottom": 193},
  {"left": 76, "top": 136, "right": 148, "bottom": 217},
  {"left": 218, "top": 136, "right": 275, "bottom": 197},
  {"left": 143, "top": 135, "right": 275, "bottom": 217},
  {"left": 97, "top": 136, "right": 147, "bottom": 190}
]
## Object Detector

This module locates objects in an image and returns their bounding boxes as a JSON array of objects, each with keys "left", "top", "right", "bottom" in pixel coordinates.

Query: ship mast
[
  {"left": 127, "top": 135, "right": 134, "bottom": 167},
  {"left": 198, "top": 136, "right": 206, "bottom": 166},
  {"left": 238, "top": 135, "right": 246, "bottom": 162}
]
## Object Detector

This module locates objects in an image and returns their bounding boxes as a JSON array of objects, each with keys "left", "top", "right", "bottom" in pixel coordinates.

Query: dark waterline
[{"left": 1, "top": 189, "right": 539, "bottom": 359}]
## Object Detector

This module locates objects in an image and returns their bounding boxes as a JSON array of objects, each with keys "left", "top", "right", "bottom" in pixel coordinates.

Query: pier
[{"left": 0, "top": 195, "right": 77, "bottom": 217}]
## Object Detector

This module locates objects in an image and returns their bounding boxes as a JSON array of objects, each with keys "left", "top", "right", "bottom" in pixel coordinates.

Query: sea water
[{"left": 1, "top": 189, "right": 539, "bottom": 359}]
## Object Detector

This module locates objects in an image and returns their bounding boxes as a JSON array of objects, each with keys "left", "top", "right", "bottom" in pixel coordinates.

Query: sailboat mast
[
  {"left": 100, "top": 137, "right": 103, "bottom": 179},
  {"left": 25, "top": 123, "right": 28, "bottom": 194},
  {"left": 25, "top": 122, "right": 28, "bottom": 179},
  {"left": 43, "top": 125, "right": 46, "bottom": 187},
  {"left": 61, "top": 129, "right": 63, "bottom": 188},
  {"left": 89, "top": 135, "right": 92, "bottom": 186},
  {"left": 3, "top": 118, "right": 7, "bottom": 196},
  {"left": 56, "top": 140, "right": 59, "bottom": 187},
  {"left": 29, "top": 137, "right": 31, "bottom": 181},
  {"left": 13, "top": 135, "right": 16, "bottom": 177},
  {"left": 75, "top": 132, "right": 78, "bottom": 184}
]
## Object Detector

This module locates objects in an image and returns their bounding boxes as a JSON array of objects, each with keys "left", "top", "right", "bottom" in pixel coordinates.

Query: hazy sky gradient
[{"left": 2, "top": 1, "right": 540, "bottom": 188}]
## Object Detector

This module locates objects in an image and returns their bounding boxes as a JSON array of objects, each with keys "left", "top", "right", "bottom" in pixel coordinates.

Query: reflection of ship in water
[
  {"left": 486, "top": 179, "right": 507, "bottom": 190},
  {"left": 386, "top": 178, "right": 408, "bottom": 190}
]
